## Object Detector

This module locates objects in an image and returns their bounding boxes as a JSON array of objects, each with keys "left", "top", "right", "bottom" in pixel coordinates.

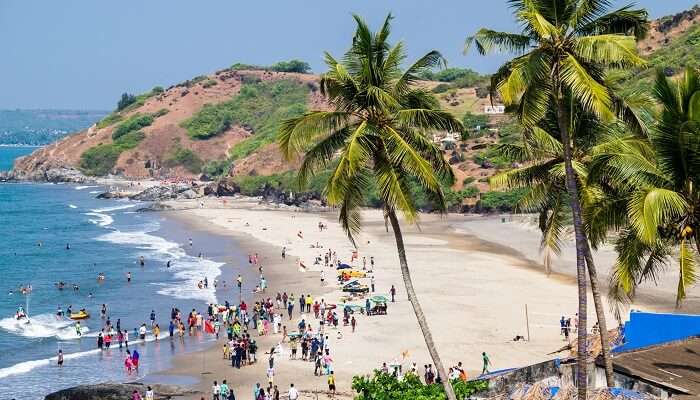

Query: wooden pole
[{"left": 525, "top": 304, "right": 531, "bottom": 342}]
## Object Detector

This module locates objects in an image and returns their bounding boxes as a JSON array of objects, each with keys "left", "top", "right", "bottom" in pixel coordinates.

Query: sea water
[{"left": 0, "top": 147, "right": 246, "bottom": 399}]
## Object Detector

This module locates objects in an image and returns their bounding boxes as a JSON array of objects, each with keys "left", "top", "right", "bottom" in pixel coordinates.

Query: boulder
[
  {"left": 129, "top": 184, "right": 202, "bottom": 201},
  {"left": 203, "top": 180, "right": 240, "bottom": 196},
  {"left": 44, "top": 383, "right": 196, "bottom": 400},
  {"left": 43, "top": 167, "right": 90, "bottom": 183}
]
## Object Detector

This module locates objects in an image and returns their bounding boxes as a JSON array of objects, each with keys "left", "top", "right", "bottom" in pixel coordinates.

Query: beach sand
[{"left": 145, "top": 196, "right": 679, "bottom": 400}]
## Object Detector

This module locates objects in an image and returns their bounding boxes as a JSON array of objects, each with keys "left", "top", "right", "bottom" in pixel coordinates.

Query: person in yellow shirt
[
  {"left": 153, "top": 324, "right": 160, "bottom": 341},
  {"left": 305, "top": 295, "right": 313, "bottom": 313},
  {"left": 327, "top": 372, "right": 336, "bottom": 397}
]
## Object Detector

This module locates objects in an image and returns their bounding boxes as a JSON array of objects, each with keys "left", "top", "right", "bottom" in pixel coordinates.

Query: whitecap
[
  {"left": 85, "top": 212, "right": 114, "bottom": 227},
  {"left": 68, "top": 204, "right": 78, "bottom": 209},
  {"left": 74, "top": 185, "right": 99, "bottom": 190},
  {"left": 89, "top": 190, "right": 100, "bottom": 194},
  {"left": 92, "top": 204, "right": 136, "bottom": 213}
]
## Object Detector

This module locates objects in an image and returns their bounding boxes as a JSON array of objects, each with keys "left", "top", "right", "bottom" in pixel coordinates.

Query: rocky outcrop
[
  {"left": 4, "top": 166, "right": 91, "bottom": 183},
  {"left": 136, "top": 202, "right": 174, "bottom": 212},
  {"left": 203, "top": 179, "right": 240, "bottom": 196},
  {"left": 44, "top": 383, "right": 197, "bottom": 400},
  {"left": 129, "top": 183, "right": 202, "bottom": 201}
]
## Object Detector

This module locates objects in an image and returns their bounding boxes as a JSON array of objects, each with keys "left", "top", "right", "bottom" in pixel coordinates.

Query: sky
[{"left": 1, "top": 0, "right": 697, "bottom": 110}]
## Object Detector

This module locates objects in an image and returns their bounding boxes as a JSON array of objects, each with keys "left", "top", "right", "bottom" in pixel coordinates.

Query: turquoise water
[
  {"left": 0, "top": 147, "right": 249, "bottom": 399},
  {"left": 0, "top": 146, "right": 35, "bottom": 171}
]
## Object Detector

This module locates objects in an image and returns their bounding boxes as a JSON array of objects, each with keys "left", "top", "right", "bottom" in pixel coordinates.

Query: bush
[
  {"left": 463, "top": 176, "right": 476, "bottom": 185},
  {"left": 431, "top": 83, "right": 452, "bottom": 93},
  {"left": 479, "top": 188, "right": 527, "bottom": 211},
  {"left": 152, "top": 108, "right": 169, "bottom": 118},
  {"left": 230, "top": 63, "right": 263, "bottom": 71},
  {"left": 117, "top": 93, "right": 137, "bottom": 111},
  {"left": 201, "top": 159, "right": 232, "bottom": 178},
  {"left": 79, "top": 144, "right": 122, "bottom": 175},
  {"left": 113, "top": 130, "right": 145, "bottom": 151},
  {"left": 112, "top": 114, "right": 154, "bottom": 140},
  {"left": 152, "top": 86, "right": 164, "bottom": 94},
  {"left": 270, "top": 59, "right": 311, "bottom": 73},
  {"left": 96, "top": 113, "right": 123, "bottom": 129},
  {"left": 353, "top": 372, "right": 488, "bottom": 400},
  {"left": 165, "top": 147, "right": 203, "bottom": 173},
  {"left": 202, "top": 79, "right": 218, "bottom": 88}
]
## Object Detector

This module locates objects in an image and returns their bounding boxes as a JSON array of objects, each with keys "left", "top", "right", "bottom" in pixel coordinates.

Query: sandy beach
[{"left": 141, "top": 195, "right": 694, "bottom": 400}]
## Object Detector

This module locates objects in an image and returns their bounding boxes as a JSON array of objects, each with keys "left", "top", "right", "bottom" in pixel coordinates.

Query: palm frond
[
  {"left": 560, "top": 53, "right": 614, "bottom": 120},
  {"left": 278, "top": 111, "right": 352, "bottom": 160},
  {"left": 575, "top": 5, "right": 649, "bottom": 39},
  {"left": 574, "top": 34, "right": 645, "bottom": 67},
  {"left": 394, "top": 109, "right": 463, "bottom": 133},
  {"left": 627, "top": 187, "right": 688, "bottom": 244},
  {"left": 465, "top": 29, "right": 533, "bottom": 56},
  {"left": 677, "top": 239, "right": 698, "bottom": 307}
]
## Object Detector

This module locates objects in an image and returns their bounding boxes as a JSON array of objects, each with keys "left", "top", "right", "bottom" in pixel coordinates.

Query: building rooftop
[{"left": 602, "top": 337, "right": 700, "bottom": 397}]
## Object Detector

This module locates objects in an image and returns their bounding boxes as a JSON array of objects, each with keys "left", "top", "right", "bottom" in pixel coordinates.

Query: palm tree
[
  {"left": 467, "top": 1, "right": 648, "bottom": 396},
  {"left": 278, "top": 14, "right": 463, "bottom": 400},
  {"left": 589, "top": 68, "right": 700, "bottom": 310}
]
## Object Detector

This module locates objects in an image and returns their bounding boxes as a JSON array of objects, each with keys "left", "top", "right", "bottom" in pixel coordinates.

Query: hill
[
  {"left": 0, "top": 109, "right": 107, "bottom": 145},
  {"left": 9, "top": 6, "right": 700, "bottom": 210}
]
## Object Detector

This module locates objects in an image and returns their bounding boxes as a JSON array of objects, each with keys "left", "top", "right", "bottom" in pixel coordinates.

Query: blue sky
[{"left": 1, "top": 0, "right": 697, "bottom": 110}]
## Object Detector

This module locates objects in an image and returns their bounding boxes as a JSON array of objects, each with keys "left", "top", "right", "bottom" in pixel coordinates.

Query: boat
[{"left": 69, "top": 310, "right": 90, "bottom": 320}]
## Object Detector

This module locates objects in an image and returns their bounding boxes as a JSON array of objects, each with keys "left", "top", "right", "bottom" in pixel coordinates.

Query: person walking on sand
[
  {"left": 371, "top": 276, "right": 375, "bottom": 292},
  {"left": 212, "top": 380, "right": 221, "bottom": 400},
  {"left": 253, "top": 383, "right": 261, "bottom": 400},
  {"left": 390, "top": 285, "right": 396, "bottom": 302},
  {"left": 482, "top": 352, "right": 491, "bottom": 375},
  {"left": 328, "top": 372, "right": 336, "bottom": 398},
  {"left": 351, "top": 316, "right": 357, "bottom": 333}
]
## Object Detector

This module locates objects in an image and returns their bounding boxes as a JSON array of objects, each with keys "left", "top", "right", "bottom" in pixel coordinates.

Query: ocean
[{"left": 0, "top": 147, "right": 247, "bottom": 399}]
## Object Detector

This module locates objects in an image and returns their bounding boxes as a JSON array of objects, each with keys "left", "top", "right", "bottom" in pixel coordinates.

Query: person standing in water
[
  {"left": 57, "top": 349, "right": 64, "bottom": 367},
  {"left": 127, "top": 272, "right": 132, "bottom": 283}
]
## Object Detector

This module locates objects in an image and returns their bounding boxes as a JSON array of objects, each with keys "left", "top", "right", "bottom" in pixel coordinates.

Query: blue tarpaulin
[{"left": 614, "top": 311, "right": 700, "bottom": 353}]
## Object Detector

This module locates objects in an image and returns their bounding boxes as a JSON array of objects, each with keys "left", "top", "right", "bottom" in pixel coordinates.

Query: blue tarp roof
[{"left": 614, "top": 311, "right": 700, "bottom": 353}]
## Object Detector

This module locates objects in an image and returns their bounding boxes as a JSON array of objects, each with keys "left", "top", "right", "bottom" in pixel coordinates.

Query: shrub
[
  {"left": 113, "top": 130, "right": 145, "bottom": 151},
  {"left": 230, "top": 63, "right": 263, "bottom": 71},
  {"left": 270, "top": 59, "right": 311, "bottom": 73},
  {"left": 462, "top": 176, "right": 476, "bottom": 185},
  {"left": 96, "top": 113, "right": 123, "bottom": 129},
  {"left": 479, "top": 188, "right": 527, "bottom": 211},
  {"left": 165, "top": 147, "right": 203, "bottom": 173},
  {"left": 79, "top": 144, "right": 122, "bottom": 176},
  {"left": 117, "top": 93, "right": 137, "bottom": 111},
  {"left": 431, "top": 83, "right": 451, "bottom": 93},
  {"left": 353, "top": 372, "right": 488, "bottom": 400},
  {"left": 112, "top": 114, "right": 154, "bottom": 140},
  {"left": 152, "top": 108, "right": 169, "bottom": 118},
  {"left": 152, "top": 86, "right": 165, "bottom": 94},
  {"left": 202, "top": 79, "right": 218, "bottom": 88},
  {"left": 201, "top": 159, "right": 232, "bottom": 178}
]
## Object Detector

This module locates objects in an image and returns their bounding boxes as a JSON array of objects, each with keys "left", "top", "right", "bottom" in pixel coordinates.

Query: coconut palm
[
  {"left": 589, "top": 68, "right": 700, "bottom": 310},
  {"left": 278, "top": 14, "right": 463, "bottom": 400},
  {"left": 467, "top": 1, "right": 648, "bottom": 395}
]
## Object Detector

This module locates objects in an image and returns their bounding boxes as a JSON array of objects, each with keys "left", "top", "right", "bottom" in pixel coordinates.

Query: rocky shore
[{"left": 44, "top": 383, "right": 198, "bottom": 400}]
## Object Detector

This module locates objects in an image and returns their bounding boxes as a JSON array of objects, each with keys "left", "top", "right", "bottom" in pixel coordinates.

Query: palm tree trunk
[
  {"left": 555, "top": 97, "right": 588, "bottom": 400},
  {"left": 387, "top": 209, "right": 457, "bottom": 400},
  {"left": 583, "top": 242, "right": 615, "bottom": 387}
]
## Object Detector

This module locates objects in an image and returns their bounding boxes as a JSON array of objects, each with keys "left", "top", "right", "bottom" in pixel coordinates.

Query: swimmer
[
  {"left": 166, "top": 260, "right": 171, "bottom": 268},
  {"left": 66, "top": 243, "right": 70, "bottom": 250},
  {"left": 139, "top": 256, "right": 145, "bottom": 267}
]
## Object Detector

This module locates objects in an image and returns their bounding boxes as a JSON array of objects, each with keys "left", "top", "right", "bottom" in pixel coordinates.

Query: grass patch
[
  {"left": 112, "top": 114, "right": 154, "bottom": 140},
  {"left": 79, "top": 131, "right": 145, "bottom": 176},
  {"left": 164, "top": 147, "right": 204, "bottom": 173},
  {"left": 181, "top": 79, "right": 308, "bottom": 159},
  {"left": 96, "top": 113, "right": 123, "bottom": 129},
  {"left": 479, "top": 188, "right": 527, "bottom": 211},
  {"left": 202, "top": 79, "right": 218, "bottom": 88}
]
